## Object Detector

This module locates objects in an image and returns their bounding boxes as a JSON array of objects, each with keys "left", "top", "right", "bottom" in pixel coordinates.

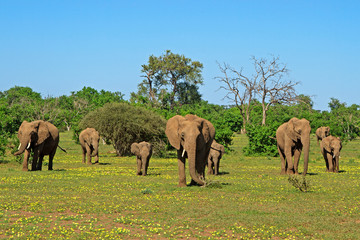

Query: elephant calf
[
  {"left": 320, "top": 135, "right": 342, "bottom": 173},
  {"left": 316, "top": 126, "right": 330, "bottom": 145},
  {"left": 131, "top": 141, "right": 152, "bottom": 176},
  {"left": 79, "top": 128, "right": 100, "bottom": 165},
  {"left": 207, "top": 140, "right": 225, "bottom": 175}
]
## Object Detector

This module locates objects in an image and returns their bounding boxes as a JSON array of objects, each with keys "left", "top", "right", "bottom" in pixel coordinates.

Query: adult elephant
[
  {"left": 320, "top": 135, "right": 342, "bottom": 173},
  {"left": 276, "top": 117, "right": 311, "bottom": 175},
  {"left": 14, "top": 120, "right": 63, "bottom": 171},
  {"left": 165, "top": 114, "right": 215, "bottom": 187},
  {"left": 207, "top": 140, "right": 225, "bottom": 175},
  {"left": 79, "top": 128, "right": 100, "bottom": 165},
  {"left": 316, "top": 126, "right": 330, "bottom": 144},
  {"left": 131, "top": 141, "right": 152, "bottom": 176}
]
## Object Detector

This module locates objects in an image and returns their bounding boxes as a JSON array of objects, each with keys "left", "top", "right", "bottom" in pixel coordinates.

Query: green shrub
[
  {"left": 80, "top": 102, "right": 166, "bottom": 156},
  {"left": 243, "top": 123, "right": 279, "bottom": 156}
]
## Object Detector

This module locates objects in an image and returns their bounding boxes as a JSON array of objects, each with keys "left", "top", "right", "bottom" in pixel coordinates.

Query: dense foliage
[{"left": 79, "top": 102, "right": 166, "bottom": 156}]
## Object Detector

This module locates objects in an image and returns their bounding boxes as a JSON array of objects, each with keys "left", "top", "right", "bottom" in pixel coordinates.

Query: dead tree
[
  {"left": 253, "top": 56, "right": 299, "bottom": 125},
  {"left": 216, "top": 62, "right": 256, "bottom": 133}
]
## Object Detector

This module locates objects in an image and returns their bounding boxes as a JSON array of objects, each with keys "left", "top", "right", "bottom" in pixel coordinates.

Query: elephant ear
[
  {"left": 286, "top": 118, "right": 301, "bottom": 141},
  {"left": 131, "top": 143, "right": 139, "bottom": 155},
  {"left": 165, "top": 115, "right": 185, "bottom": 150},
  {"left": 322, "top": 137, "right": 332, "bottom": 152},
  {"left": 220, "top": 144, "right": 225, "bottom": 155},
  {"left": 200, "top": 119, "right": 215, "bottom": 145},
  {"left": 33, "top": 120, "right": 50, "bottom": 145}
]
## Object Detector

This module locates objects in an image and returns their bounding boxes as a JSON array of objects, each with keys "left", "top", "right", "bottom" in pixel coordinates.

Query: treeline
[{"left": 1, "top": 51, "right": 359, "bottom": 159}]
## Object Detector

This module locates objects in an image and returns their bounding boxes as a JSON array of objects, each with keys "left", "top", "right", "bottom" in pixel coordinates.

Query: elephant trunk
[
  {"left": 90, "top": 141, "right": 98, "bottom": 157},
  {"left": 301, "top": 137, "right": 310, "bottom": 175},
  {"left": 187, "top": 143, "right": 205, "bottom": 186},
  {"left": 14, "top": 140, "right": 30, "bottom": 156}
]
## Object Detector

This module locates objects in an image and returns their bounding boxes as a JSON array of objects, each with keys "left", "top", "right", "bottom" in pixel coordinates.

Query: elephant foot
[
  {"left": 22, "top": 168, "right": 28, "bottom": 171},
  {"left": 178, "top": 182, "right": 187, "bottom": 187},
  {"left": 87, "top": 162, "right": 92, "bottom": 165},
  {"left": 280, "top": 170, "right": 286, "bottom": 175}
]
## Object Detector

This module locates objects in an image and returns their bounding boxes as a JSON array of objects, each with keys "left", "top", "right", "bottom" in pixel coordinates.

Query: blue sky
[{"left": 0, "top": 1, "right": 359, "bottom": 111}]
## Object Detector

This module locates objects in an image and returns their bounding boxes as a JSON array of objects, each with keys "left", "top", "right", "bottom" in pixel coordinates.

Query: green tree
[{"left": 136, "top": 50, "right": 203, "bottom": 108}]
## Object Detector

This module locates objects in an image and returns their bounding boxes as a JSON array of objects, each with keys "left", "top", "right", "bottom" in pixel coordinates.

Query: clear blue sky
[{"left": 1, "top": 1, "right": 359, "bottom": 111}]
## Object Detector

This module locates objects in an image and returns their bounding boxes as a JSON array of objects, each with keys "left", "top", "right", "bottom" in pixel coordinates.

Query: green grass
[{"left": 0, "top": 131, "right": 360, "bottom": 239}]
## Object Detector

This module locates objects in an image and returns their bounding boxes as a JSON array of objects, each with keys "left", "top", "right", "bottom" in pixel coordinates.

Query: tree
[
  {"left": 216, "top": 62, "right": 256, "bottom": 133},
  {"left": 218, "top": 56, "right": 299, "bottom": 127},
  {"left": 136, "top": 50, "right": 203, "bottom": 109},
  {"left": 80, "top": 102, "right": 166, "bottom": 156},
  {"left": 253, "top": 56, "right": 299, "bottom": 125}
]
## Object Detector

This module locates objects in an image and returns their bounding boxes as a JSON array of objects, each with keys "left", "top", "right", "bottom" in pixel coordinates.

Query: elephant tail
[
  {"left": 58, "top": 145, "right": 67, "bottom": 153},
  {"left": 268, "top": 136, "right": 277, "bottom": 140}
]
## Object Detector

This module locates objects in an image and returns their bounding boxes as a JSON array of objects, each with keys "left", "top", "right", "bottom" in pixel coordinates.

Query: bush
[
  {"left": 243, "top": 123, "right": 279, "bottom": 157},
  {"left": 80, "top": 102, "right": 166, "bottom": 156}
]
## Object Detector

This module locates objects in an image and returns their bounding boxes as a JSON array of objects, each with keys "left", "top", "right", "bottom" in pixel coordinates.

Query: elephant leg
[
  {"left": 144, "top": 157, "right": 150, "bottom": 176},
  {"left": 37, "top": 154, "right": 44, "bottom": 171},
  {"left": 48, "top": 150, "right": 56, "bottom": 170},
  {"left": 293, "top": 148, "right": 302, "bottom": 174},
  {"left": 93, "top": 153, "right": 99, "bottom": 164},
  {"left": 207, "top": 156, "right": 214, "bottom": 175},
  {"left": 137, "top": 157, "right": 142, "bottom": 175},
  {"left": 215, "top": 158, "right": 220, "bottom": 175},
  {"left": 322, "top": 151, "right": 329, "bottom": 171},
  {"left": 284, "top": 148, "right": 294, "bottom": 174},
  {"left": 335, "top": 157, "right": 339, "bottom": 173},
  {"left": 142, "top": 159, "right": 147, "bottom": 176},
  {"left": 31, "top": 150, "right": 39, "bottom": 171},
  {"left": 85, "top": 145, "right": 92, "bottom": 165},
  {"left": 327, "top": 153, "right": 334, "bottom": 172},
  {"left": 177, "top": 150, "right": 187, "bottom": 187},
  {"left": 278, "top": 146, "right": 287, "bottom": 174},
  {"left": 81, "top": 146, "right": 86, "bottom": 163},
  {"left": 22, "top": 150, "right": 30, "bottom": 171}
]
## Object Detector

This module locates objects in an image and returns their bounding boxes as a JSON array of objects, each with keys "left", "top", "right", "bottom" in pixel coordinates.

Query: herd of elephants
[{"left": 13, "top": 115, "right": 341, "bottom": 186}]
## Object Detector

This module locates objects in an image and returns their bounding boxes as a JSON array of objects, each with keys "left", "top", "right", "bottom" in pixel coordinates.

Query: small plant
[
  {"left": 288, "top": 175, "right": 310, "bottom": 192},
  {"left": 141, "top": 188, "right": 153, "bottom": 194}
]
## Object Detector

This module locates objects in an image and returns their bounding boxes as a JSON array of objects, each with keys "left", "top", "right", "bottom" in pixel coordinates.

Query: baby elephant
[
  {"left": 79, "top": 128, "right": 100, "bottom": 165},
  {"left": 207, "top": 140, "right": 225, "bottom": 175},
  {"left": 316, "top": 126, "right": 330, "bottom": 144},
  {"left": 320, "top": 135, "right": 342, "bottom": 173},
  {"left": 131, "top": 141, "right": 152, "bottom": 176}
]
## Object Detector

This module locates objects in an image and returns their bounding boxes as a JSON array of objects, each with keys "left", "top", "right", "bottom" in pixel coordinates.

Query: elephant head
[
  {"left": 165, "top": 114, "right": 215, "bottom": 186},
  {"left": 285, "top": 117, "right": 311, "bottom": 175},
  {"left": 321, "top": 135, "right": 342, "bottom": 172},
  {"left": 131, "top": 141, "right": 152, "bottom": 176},
  {"left": 14, "top": 120, "right": 50, "bottom": 156},
  {"left": 316, "top": 126, "right": 330, "bottom": 144}
]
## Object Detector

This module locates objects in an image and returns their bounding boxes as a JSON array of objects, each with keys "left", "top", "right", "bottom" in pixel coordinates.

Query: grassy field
[{"left": 0, "top": 131, "right": 360, "bottom": 239}]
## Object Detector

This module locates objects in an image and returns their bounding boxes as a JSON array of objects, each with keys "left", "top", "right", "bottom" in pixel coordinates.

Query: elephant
[
  {"left": 79, "top": 128, "right": 100, "bottom": 165},
  {"left": 165, "top": 114, "right": 215, "bottom": 187},
  {"left": 276, "top": 117, "right": 311, "bottom": 175},
  {"left": 14, "top": 120, "right": 63, "bottom": 171},
  {"left": 207, "top": 140, "right": 225, "bottom": 175},
  {"left": 316, "top": 126, "right": 330, "bottom": 144},
  {"left": 320, "top": 135, "right": 342, "bottom": 173},
  {"left": 130, "top": 141, "right": 152, "bottom": 176}
]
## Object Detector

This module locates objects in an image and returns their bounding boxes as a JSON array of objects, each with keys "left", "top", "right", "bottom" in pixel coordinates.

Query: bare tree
[
  {"left": 217, "top": 56, "right": 299, "bottom": 128},
  {"left": 253, "top": 56, "right": 299, "bottom": 125},
  {"left": 216, "top": 62, "right": 256, "bottom": 133}
]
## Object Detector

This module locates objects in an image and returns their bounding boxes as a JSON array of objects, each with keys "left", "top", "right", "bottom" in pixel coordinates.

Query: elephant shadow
[
  {"left": 338, "top": 170, "right": 346, "bottom": 173},
  {"left": 146, "top": 173, "right": 161, "bottom": 176},
  {"left": 53, "top": 169, "right": 67, "bottom": 171},
  {"left": 304, "top": 172, "right": 318, "bottom": 176},
  {"left": 98, "top": 162, "right": 111, "bottom": 165},
  {"left": 217, "top": 171, "right": 230, "bottom": 175}
]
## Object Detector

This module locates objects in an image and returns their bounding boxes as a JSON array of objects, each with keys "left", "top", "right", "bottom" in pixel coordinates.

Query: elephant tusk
[
  {"left": 18, "top": 143, "right": 21, "bottom": 150},
  {"left": 182, "top": 149, "right": 186, "bottom": 158},
  {"left": 26, "top": 142, "right": 31, "bottom": 149}
]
